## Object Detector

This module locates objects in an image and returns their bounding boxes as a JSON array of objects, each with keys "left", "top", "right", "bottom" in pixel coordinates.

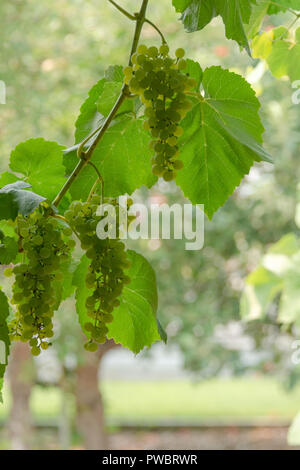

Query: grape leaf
[
  {"left": 73, "top": 250, "right": 161, "bottom": 354},
  {"left": 97, "top": 81, "right": 133, "bottom": 117},
  {"left": 0, "top": 172, "right": 20, "bottom": 187},
  {"left": 0, "top": 236, "right": 18, "bottom": 265},
  {"left": 241, "top": 234, "right": 300, "bottom": 323},
  {"left": 176, "top": 66, "right": 271, "bottom": 219},
  {"left": 240, "top": 266, "right": 282, "bottom": 320},
  {"left": 75, "top": 79, "right": 107, "bottom": 143},
  {"left": 245, "top": 0, "right": 270, "bottom": 39},
  {"left": 173, "top": 0, "right": 257, "bottom": 51},
  {"left": 0, "top": 289, "right": 10, "bottom": 402},
  {"left": 0, "top": 181, "right": 46, "bottom": 221},
  {"left": 10, "top": 138, "right": 66, "bottom": 200},
  {"left": 253, "top": 27, "right": 300, "bottom": 82},
  {"left": 68, "top": 115, "right": 156, "bottom": 201},
  {"left": 107, "top": 250, "right": 160, "bottom": 353},
  {"left": 185, "top": 59, "right": 203, "bottom": 91},
  {"left": 268, "top": 0, "right": 300, "bottom": 14}
]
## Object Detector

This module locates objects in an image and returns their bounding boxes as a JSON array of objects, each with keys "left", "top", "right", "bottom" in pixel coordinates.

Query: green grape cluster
[
  {"left": 65, "top": 195, "right": 131, "bottom": 351},
  {"left": 123, "top": 44, "right": 195, "bottom": 182},
  {"left": 7, "top": 209, "right": 74, "bottom": 355}
]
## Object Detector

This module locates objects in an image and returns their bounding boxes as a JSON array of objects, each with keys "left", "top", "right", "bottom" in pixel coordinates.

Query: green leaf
[
  {"left": 245, "top": 0, "right": 270, "bottom": 40},
  {"left": 278, "top": 272, "right": 300, "bottom": 325},
  {"left": 10, "top": 138, "right": 66, "bottom": 200},
  {"left": 67, "top": 114, "right": 156, "bottom": 201},
  {"left": 75, "top": 79, "right": 106, "bottom": 143},
  {"left": 185, "top": 59, "right": 203, "bottom": 91},
  {"left": 0, "top": 289, "right": 10, "bottom": 402},
  {"left": 73, "top": 250, "right": 161, "bottom": 354},
  {"left": 105, "top": 65, "right": 124, "bottom": 83},
  {"left": 172, "top": 0, "right": 192, "bottom": 11},
  {"left": 252, "top": 27, "right": 300, "bottom": 82},
  {"left": 0, "top": 235, "right": 18, "bottom": 265},
  {"left": 0, "top": 172, "right": 20, "bottom": 187},
  {"left": 241, "top": 266, "right": 283, "bottom": 320},
  {"left": 241, "top": 234, "right": 300, "bottom": 325},
  {"left": 97, "top": 81, "right": 133, "bottom": 117},
  {"left": 268, "top": 0, "right": 300, "bottom": 14},
  {"left": 107, "top": 250, "right": 160, "bottom": 353},
  {"left": 173, "top": 0, "right": 257, "bottom": 51},
  {"left": 0, "top": 182, "right": 46, "bottom": 221},
  {"left": 176, "top": 66, "right": 271, "bottom": 219},
  {"left": 157, "top": 319, "right": 167, "bottom": 344},
  {"left": 268, "top": 233, "right": 299, "bottom": 256}
]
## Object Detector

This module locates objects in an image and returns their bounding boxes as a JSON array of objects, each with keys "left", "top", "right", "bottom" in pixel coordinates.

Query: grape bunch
[
  {"left": 65, "top": 195, "right": 131, "bottom": 351},
  {"left": 7, "top": 209, "right": 74, "bottom": 355},
  {"left": 123, "top": 44, "right": 195, "bottom": 182}
]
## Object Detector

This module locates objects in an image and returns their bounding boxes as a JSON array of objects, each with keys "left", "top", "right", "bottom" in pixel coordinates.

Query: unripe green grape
[
  {"left": 174, "top": 126, "right": 183, "bottom": 137},
  {"left": 4, "top": 267, "right": 13, "bottom": 277},
  {"left": 31, "top": 346, "right": 41, "bottom": 356},
  {"left": 152, "top": 165, "right": 164, "bottom": 177},
  {"left": 84, "top": 341, "right": 98, "bottom": 352},
  {"left": 154, "top": 142, "right": 164, "bottom": 152},
  {"left": 84, "top": 322, "right": 94, "bottom": 332},
  {"left": 160, "top": 44, "right": 169, "bottom": 56},
  {"left": 143, "top": 121, "right": 150, "bottom": 131},
  {"left": 123, "top": 66, "right": 133, "bottom": 77},
  {"left": 148, "top": 46, "right": 158, "bottom": 57},
  {"left": 167, "top": 136, "right": 178, "bottom": 147},
  {"left": 135, "top": 69, "right": 146, "bottom": 81},
  {"left": 177, "top": 59, "right": 187, "bottom": 70},
  {"left": 137, "top": 44, "right": 148, "bottom": 54},
  {"left": 20, "top": 228, "right": 29, "bottom": 238},
  {"left": 163, "top": 170, "right": 176, "bottom": 182},
  {"left": 40, "top": 247, "right": 51, "bottom": 258},
  {"left": 29, "top": 338, "right": 38, "bottom": 347},
  {"left": 128, "top": 77, "right": 140, "bottom": 92},
  {"left": 131, "top": 52, "right": 138, "bottom": 64},
  {"left": 151, "top": 128, "right": 160, "bottom": 138},
  {"left": 63, "top": 227, "right": 73, "bottom": 237},
  {"left": 173, "top": 160, "right": 184, "bottom": 170},
  {"left": 176, "top": 48, "right": 185, "bottom": 58},
  {"left": 32, "top": 235, "right": 43, "bottom": 245}
]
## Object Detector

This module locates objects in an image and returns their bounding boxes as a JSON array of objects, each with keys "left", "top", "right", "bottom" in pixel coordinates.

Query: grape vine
[{"left": 1, "top": 0, "right": 293, "bottom": 393}]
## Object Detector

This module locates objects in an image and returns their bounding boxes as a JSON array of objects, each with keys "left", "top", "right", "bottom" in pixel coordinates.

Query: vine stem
[
  {"left": 52, "top": 0, "right": 149, "bottom": 208},
  {"left": 108, "top": 0, "right": 136, "bottom": 21},
  {"left": 144, "top": 18, "right": 167, "bottom": 44}
]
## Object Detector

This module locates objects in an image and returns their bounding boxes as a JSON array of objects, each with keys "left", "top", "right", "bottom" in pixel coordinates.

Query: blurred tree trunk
[
  {"left": 75, "top": 339, "right": 118, "bottom": 450},
  {"left": 8, "top": 342, "right": 35, "bottom": 450}
]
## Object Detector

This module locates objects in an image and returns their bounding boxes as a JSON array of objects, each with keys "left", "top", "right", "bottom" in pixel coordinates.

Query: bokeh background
[{"left": 0, "top": 0, "right": 300, "bottom": 450}]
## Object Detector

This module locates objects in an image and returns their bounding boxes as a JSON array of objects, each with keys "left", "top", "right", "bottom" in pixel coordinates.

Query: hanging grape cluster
[
  {"left": 65, "top": 195, "right": 131, "bottom": 351},
  {"left": 123, "top": 44, "right": 195, "bottom": 182},
  {"left": 7, "top": 209, "right": 74, "bottom": 355}
]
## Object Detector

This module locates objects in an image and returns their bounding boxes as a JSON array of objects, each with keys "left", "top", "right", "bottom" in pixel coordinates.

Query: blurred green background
[{"left": 1, "top": 0, "right": 300, "bottom": 450}]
